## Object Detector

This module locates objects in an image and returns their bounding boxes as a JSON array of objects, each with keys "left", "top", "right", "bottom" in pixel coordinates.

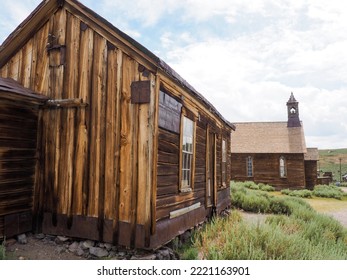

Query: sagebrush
[{"left": 179, "top": 182, "right": 347, "bottom": 260}]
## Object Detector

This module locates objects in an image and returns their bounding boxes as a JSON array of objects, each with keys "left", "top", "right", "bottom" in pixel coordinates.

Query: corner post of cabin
[{"left": 150, "top": 73, "right": 161, "bottom": 237}]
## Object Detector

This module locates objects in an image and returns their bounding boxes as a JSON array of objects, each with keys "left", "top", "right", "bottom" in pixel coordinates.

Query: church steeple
[{"left": 287, "top": 92, "right": 301, "bottom": 127}]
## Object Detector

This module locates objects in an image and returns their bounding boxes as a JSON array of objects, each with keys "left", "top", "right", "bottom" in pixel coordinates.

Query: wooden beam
[
  {"left": 169, "top": 202, "right": 201, "bottom": 219},
  {"left": 45, "top": 98, "right": 88, "bottom": 108}
]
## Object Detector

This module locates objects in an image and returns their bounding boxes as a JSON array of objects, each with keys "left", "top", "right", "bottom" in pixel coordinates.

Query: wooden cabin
[
  {"left": 0, "top": 0, "right": 234, "bottom": 248},
  {"left": 230, "top": 93, "right": 318, "bottom": 190},
  {"left": 0, "top": 78, "right": 48, "bottom": 240}
]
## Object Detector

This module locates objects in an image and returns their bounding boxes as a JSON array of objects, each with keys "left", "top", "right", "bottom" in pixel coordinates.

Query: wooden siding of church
[
  {"left": 231, "top": 153, "right": 306, "bottom": 190},
  {"left": 305, "top": 160, "right": 317, "bottom": 190},
  {"left": 0, "top": 8, "right": 155, "bottom": 248}
]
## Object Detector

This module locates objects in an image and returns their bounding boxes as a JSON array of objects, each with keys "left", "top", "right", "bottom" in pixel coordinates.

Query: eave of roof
[{"left": 0, "top": 77, "right": 48, "bottom": 104}]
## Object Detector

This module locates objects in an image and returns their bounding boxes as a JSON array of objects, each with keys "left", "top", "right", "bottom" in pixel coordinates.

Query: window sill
[{"left": 180, "top": 187, "right": 192, "bottom": 193}]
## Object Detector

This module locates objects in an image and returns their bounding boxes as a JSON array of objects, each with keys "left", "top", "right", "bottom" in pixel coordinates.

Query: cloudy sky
[{"left": 1, "top": 0, "right": 346, "bottom": 149}]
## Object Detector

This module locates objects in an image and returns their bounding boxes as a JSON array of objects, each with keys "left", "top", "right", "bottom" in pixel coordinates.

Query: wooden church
[
  {"left": 0, "top": 0, "right": 234, "bottom": 248},
  {"left": 230, "top": 93, "right": 318, "bottom": 190}
]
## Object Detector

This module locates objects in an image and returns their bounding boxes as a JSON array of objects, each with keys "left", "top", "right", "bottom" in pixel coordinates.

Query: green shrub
[
  {"left": 243, "top": 181, "right": 259, "bottom": 190},
  {"left": 258, "top": 183, "right": 275, "bottom": 192},
  {"left": 0, "top": 242, "right": 5, "bottom": 260},
  {"left": 269, "top": 197, "right": 292, "bottom": 215},
  {"left": 184, "top": 209, "right": 347, "bottom": 260},
  {"left": 280, "top": 189, "right": 313, "bottom": 198},
  {"left": 179, "top": 184, "right": 347, "bottom": 259},
  {"left": 231, "top": 181, "right": 275, "bottom": 192},
  {"left": 180, "top": 247, "right": 199, "bottom": 260},
  {"left": 240, "top": 192, "right": 270, "bottom": 213},
  {"left": 281, "top": 189, "right": 291, "bottom": 195},
  {"left": 313, "top": 184, "right": 346, "bottom": 200}
]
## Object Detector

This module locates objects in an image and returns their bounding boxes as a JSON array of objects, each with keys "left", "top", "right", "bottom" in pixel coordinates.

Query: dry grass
[{"left": 303, "top": 197, "right": 347, "bottom": 212}]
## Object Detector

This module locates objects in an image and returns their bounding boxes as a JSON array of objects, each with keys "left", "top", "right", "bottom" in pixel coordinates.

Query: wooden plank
[
  {"left": 103, "top": 45, "right": 117, "bottom": 219},
  {"left": 7, "top": 50, "right": 22, "bottom": 81},
  {"left": 136, "top": 75, "right": 151, "bottom": 226},
  {"left": 157, "top": 150, "right": 179, "bottom": 165},
  {"left": 112, "top": 48, "right": 123, "bottom": 242},
  {"left": 151, "top": 73, "right": 160, "bottom": 235},
  {"left": 87, "top": 33, "right": 107, "bottom": 217},
  {"left": 119, "top": 54, "right": 135, "bottom": 222},
  {"left": 33, "top": 108, "right": 44, "bottom": 232},
  {"left": 156, "top": 184, "right": 177, "bottom": 197},
  {"left": 156, "top": 196, "right": 205, "bottom": 221},
  {"left": 49, "top": 9, "right": 66, "bottom": 217},
  {"left": 158, "top": 128, "right": 180, "bottom": 144},
  {"left": 78, "top": 24, "right": 94, "bottom": 216},
  {"left": 33, "top": 21, "right": 50, "bottom": 95},
  {"left": 21, "top": 39, "right": 33, "bottom": 88},
  {"left": 97, "top": 36, "right": 108, "bottom": 240},
  {"left": 158, "top": 139, "right": 179, "bottom": 154},
  {"left": 157, "top": 174, "right": 179, "bottom": 187},
  {"left": 169, "top": 202, "right": 200, "bottom": 219},
  {"left": 157, "top": 164, "right": 179, "bottom": 176},
  {"left": 63, "top": 12, "right": 80, "bottom": 221}
]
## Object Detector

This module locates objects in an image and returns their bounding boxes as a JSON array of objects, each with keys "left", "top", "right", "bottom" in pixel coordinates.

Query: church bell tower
[{"left": 287, "top": 92, "right": 301, "bottom": 127}]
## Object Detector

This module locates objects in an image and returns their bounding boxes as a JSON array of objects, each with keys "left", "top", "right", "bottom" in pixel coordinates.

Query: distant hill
[{"left": 318, "top": 148, "right": 347, "bottom": 181}]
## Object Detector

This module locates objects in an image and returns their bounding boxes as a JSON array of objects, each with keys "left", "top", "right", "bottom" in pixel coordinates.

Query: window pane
[
  {"left": 222, "top": 140, "right": 226, "bottom": 162},
  {"left": 181, "top": 117, "right": 194, "bottom": 190},
  {"left": 247, "top": 156, "right": 253, "bottom": 177},
  {"left": 280, "top": 157, "right": 286, "bottom": 177}
]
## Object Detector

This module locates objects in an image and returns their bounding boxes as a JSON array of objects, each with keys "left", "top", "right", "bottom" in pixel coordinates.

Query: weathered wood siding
[
  {"left": 0, "top": 1, "right": 233, "bottom": 248},
  {"left": 155, "top": 84, "right": 232, "bottom": 245},
  {"left": 0, "top": 96, "right": 40, "bottom": 239},
  {"left": 0, "top": 8, "right": 155, "bottom": 247},
  {"left": 231, "top": 153, "right": 306, "bottom": 189},
  {"left": 304, "top": 160, "right": 317, "bottom": 189}
]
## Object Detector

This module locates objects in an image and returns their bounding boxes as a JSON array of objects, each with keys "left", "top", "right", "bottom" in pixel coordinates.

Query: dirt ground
[{"left": 4, "top": 234, "right": 86, "bottom": 260}]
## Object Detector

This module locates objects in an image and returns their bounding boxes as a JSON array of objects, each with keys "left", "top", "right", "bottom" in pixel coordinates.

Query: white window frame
[
  {"left": 221, "top": 139, "right": 227, "bottom": 187},
  {"left": 279, "top": 156, "right": 287, "bottom": 178},
  {"left": 180, "top": 116, "right": 195, "bottom": 192},
  {"left": 247, "top": 156, "right": 253, "bottom": 177}
]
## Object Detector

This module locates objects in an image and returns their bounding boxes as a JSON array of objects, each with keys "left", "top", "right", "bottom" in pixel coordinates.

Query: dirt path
[{"left": 304, "top": 195, "right": 347, "bottom": 228}]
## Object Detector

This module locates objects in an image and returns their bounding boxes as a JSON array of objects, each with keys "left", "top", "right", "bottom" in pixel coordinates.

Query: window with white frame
[
  {"left": 181, "top": 116, "right": 194, "bottom": 191},
  {"left": 279, "top": 156, "right": 287, "bottom": 178},
  {"left": 247, "top": 156, "right": 253, "bottom": 177}
]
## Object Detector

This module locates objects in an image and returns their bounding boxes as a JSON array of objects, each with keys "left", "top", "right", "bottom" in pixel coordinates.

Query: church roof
[{"left": 231, "top": 121, "right": 307, "bottom": 154}]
